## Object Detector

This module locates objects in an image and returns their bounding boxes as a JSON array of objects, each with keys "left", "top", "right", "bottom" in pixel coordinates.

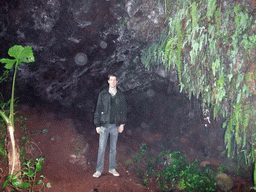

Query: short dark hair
[{"left": 108, "top": 73, "right": 117, "bottom": 80}]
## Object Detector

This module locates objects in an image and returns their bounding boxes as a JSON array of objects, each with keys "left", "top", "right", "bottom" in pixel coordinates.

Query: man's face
[{"left": 108, "top": 76, "right": 118, "bottom": 88}]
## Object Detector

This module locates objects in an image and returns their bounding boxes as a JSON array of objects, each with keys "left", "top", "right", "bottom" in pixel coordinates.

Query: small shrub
[
  {"left": 131, "top": 144, "right": 217, "bottom": 191},
  {"left": 2, "top": 156, "right": 51, "bottom": 191}
]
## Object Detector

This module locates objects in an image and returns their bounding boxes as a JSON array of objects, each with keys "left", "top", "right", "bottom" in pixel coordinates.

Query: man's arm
[
  {"left": 118, "top": 93, "right": 127, "bottom": 133},
  {"left": 120, "top": 94, "right": 127, "bottom": 125},
  {"left": 94, "top": 92, "right": 102, "bottom": 129}
]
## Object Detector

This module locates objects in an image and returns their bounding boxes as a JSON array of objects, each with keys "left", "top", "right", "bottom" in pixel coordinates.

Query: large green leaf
[
  {"left": 37, "top": 179, "right": 44, "bottom": 185},
  {"left": 0, "top": 45, "right": 35, "bottom": 69},
  {"left": 36, "top": 162, "right": 42, "bottom": 172},
  {"left": 2, "top": 179, "right": 10, "bottom": 190},
  {"left": 16, "top": 182, "right": 31, "bottom": 189},
  {"left": 27, "top": 169, "right": 35, "bottom": 177},
  {"left": 20, "top": 46, "right": 35, "bottom": 63},
  {"left": 0, "top": 58, "right": 16, "bottom": 69},
  {"left": 8, "top": 45, "right": 24, "bottom": 59},
  {"left": 11, "top": 177, "right": 20, "bottom": 187}
]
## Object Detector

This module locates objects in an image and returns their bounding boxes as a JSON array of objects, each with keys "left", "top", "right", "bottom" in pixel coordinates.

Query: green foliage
[
  {"left": 0, "top": 119, "right": 7, "bottom": 159},
  {"left": 131, "top": 144, "right": 217, "bottom": 191},
  {"left": 2, "top": 156, "right": 51, "bottom": 191},
  {"left": 0, "top": 45, "right": 34, "bottom": 126},
  {"left": 157, "top": 151, "right": 216, "bottom": 191},
  {"left": 214, "top": 8, "right": 221, "bottom": 36},
  {"left": 217, "top": 164, "right": 228, "bottom": 173},
  {"left": 141, "top": 0, "right": 256, "bottom": 183},
  {"left": 191, "top": 2, "right": 198, "bottom": 33},
  {"left": 0, "top": 45, "right": 34, "bottom": 69},
  {"left": 207, "top": 0, "right": 217, "bottom": 21},
  {"left": 0, "top": 70, "right": 9, "bottom": 86},
  {"left": 0, "top": 45, "right": 35, "bottom": 177},
  {"left": 0, "top": 114, "right": 29, "bottom": 161},
  {"left": 1, "top": 113, "right": 50, "bottom": 191}
]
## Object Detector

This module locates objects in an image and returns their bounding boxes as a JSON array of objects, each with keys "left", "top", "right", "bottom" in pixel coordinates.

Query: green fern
[
  {"left": 141, "top": 1, "right": 256, "bottom": 179},
  {"left": 214, "top": 8, "right": 221, "bottom": 36},
  {"left": 234, "top": 4, "right": 241, "bottom": 27},
  {"left": 191, "top": 2, "right": 198, "bottom": 29},
  {"left": 207, "top": 0, "right": 216, "bottom": 21}
]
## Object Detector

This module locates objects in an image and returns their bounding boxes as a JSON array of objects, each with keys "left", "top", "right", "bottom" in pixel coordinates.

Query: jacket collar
[
  {"left": 104, "top": 88, "right": 120, "bottom": 94},
  {"left": 109, "top": 88, "right": 117, "bottom": 96}
]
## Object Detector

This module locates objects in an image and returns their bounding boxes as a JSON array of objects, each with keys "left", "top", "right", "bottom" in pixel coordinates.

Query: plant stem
[
  {"left": 10, "top": 62, "right": 18, "bottom": 126},
  {"left": 0, "top": 110, "right": 9, "bottom": 124},
  {"left": 8, "top": 123, "right": 16, "bottom": 175},
  {"left": 9, "top": 62, "right": 18, "bottom": 175}
]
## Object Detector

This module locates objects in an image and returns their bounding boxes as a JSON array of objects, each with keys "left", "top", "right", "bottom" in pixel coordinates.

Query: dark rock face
[
  {"left": 126, "top": 0, "right": 165, "bottom": 42},
  {"left": 0, "top": 0, "right": 168, "bottom": 108},
  {"left": 0, "top": 0, "right": 228, "bottom": 164}
]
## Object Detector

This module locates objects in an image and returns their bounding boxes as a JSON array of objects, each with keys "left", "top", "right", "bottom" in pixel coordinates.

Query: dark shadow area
[{"left": 9, "top": 83, "right": 253, "bottom": 191}]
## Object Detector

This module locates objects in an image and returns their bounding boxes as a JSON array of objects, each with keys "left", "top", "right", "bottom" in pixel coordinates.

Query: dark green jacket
[{"left": 94, "top": 88, "right": 127, "bottom": 127}]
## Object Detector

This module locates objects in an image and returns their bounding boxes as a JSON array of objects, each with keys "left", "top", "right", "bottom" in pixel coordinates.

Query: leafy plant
[
  {"left": 1, "top": 112, "right": 49, "bottom": 191},
  {"left": 217, "top": 164, "right": 228, "bottom": 173},
  {"left": 0, "top": 45, "right": 34, "bottom": 184},
  {"left": 2, "top": 156, "right": 51, "bottom": 191},
  {"left": 131, "top": 144, "right": 217, "bottom": 191},
  {"left": 141, "top": 0, "right": 256, "bottom": 187},
  {"left": 156, "top": 151, "right": 216, "bottom": 192},
  {"left": 0, "top": 113, "right": 30, "bottom": 161}
]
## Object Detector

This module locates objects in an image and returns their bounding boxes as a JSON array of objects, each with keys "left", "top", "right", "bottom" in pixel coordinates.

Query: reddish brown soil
[{"left": 0, "top": 104, "right": 255, "bottom": 192}]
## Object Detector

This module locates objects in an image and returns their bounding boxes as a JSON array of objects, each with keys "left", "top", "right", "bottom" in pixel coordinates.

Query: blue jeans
[{"left": 96, "top": 124, "right": 119, "bottom": 173}]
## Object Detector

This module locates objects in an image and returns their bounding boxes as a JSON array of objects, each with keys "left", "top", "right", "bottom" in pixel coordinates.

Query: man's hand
[
  {"left": 96, "top": 127, "right": 101, "bottom": 134},
  {"left": 119, "top": 124, "right": 124, "bottom": 133}
]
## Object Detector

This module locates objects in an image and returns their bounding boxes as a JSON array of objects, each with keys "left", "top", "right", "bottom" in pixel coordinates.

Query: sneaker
[
  {"left": 109, "top": 169, "right": 120, "bottom": 176},
  {"left": 93, "top": 171, "right": 101, "bottom": 178}
]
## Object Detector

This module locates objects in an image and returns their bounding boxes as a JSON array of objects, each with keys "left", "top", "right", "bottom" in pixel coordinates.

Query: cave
[{"left": 0, "top": 0, "right": 256, "bottom": 191}]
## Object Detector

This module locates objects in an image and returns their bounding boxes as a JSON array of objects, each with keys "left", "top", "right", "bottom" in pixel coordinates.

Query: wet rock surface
[{"left": 0, "top": 0, "right": 167, "bottom": 110}]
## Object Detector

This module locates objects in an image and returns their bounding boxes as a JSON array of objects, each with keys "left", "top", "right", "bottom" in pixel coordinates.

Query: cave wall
[
  {"left": 3, "top": 0, "right": 256, "bottom": 172},
  {"left": 0, "top": 0, "right": 173, "bottom": 109}
]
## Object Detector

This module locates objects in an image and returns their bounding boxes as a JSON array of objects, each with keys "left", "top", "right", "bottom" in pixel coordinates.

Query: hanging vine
[{"left": 141, "top": 0, "right": 256, "bottom": 173}]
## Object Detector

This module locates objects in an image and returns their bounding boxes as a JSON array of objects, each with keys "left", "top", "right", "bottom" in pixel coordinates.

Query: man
[{"left": 93, "top": 74, "right": 127, "bottom": 178}]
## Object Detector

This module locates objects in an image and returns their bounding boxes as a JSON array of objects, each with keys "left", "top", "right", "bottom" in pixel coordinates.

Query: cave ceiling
[{"left": 0, "top": 0, "right": 176, "bottom": 109}]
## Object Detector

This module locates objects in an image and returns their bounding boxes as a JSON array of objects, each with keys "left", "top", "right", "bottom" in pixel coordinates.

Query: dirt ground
[{"left": 0, "top": 104, "right": 255, "bottom": 192}]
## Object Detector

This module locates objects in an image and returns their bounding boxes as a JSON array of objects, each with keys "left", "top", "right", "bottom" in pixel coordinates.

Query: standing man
[{"left": 93, "top": 74, "right": 127, "bottom": 178}]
